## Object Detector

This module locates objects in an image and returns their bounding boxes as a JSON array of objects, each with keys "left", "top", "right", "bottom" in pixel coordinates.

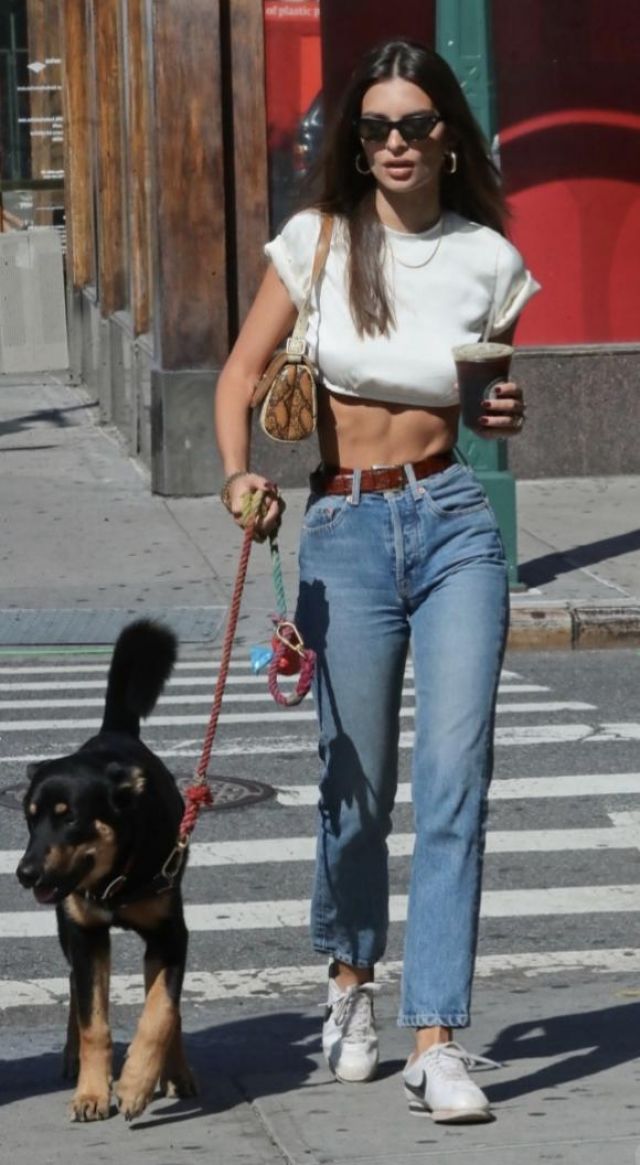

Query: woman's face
[{"left": 358, "top": 77, "right": 448, "bottom": 197}]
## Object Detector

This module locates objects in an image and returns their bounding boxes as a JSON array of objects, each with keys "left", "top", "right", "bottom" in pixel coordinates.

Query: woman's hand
[
  {"left": 222, "top": 471, "right": 284, "bottom": 539},
  {"left": 473, "top": 381, "right": 526, "bottom": 438}
]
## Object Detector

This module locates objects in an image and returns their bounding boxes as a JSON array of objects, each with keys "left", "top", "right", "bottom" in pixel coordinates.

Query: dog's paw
[
  {"left": 160, "top": 1062, "right": 198, "bottom": 1099},
  {"left": 114, "top": 1073, "right": 156, "bottom": 1121},
  {"left": 69, "top": 1087, "right": 111, "bottom": 1122}
]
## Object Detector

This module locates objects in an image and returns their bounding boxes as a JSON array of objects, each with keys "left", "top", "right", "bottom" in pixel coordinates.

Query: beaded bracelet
[{"left": 220, "top": 470, "right": 249, "bottom": 511}]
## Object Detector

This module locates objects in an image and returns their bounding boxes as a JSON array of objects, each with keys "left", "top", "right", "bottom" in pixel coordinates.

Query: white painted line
[
  {"left": 0, "top": 695, "right": 317, "bottom": 710},
  {"left": 0, "top": 661, "right": 256, "bottom": 676},
  {"left": 494, "top": 702, "right": 595, "bottom": 714},
  {"left": 3, "top": 823, "right": 636, "bottom": 876},
  {"left": 2, "top": 695, "right": 584, "bottom": 715},
  {"left": 0, "top": 695, "right": 584, "bottom": 715},
  {"left": 0, "top": 679, "right": 547, "bottom": 694},
  {"left": 497, "top": 684, "right": 550, "bottom": 693},
  {"left": 0, "top": 676, "right": 273, "bottom": 692},
  {"left": 592, "top": 724, "right": 640, "bottom": 742},
  {"left": 0, "top": 725, "right": 638, "bottom": 766},
  {"left": 278, "top": 772, "right": 640, "bottom": 806},
  {"left": 0, "top": 720, "right": 626, "bottom": 745},
  {"left": 4, "top": 885, "right": 640, "bottom": 938},
  {"left": 2, "top": 947, "right": 640, "bottom": 1009},
  {"left": 0, "top": 661, "right": 519, "bottom": 678},
  {"left": 609, "top": 809, "right": 640, "bottom": 830},
  {"left": 474, "top": 948, "right": 640, "bottom": 977},
  {"left": 0, "top": 712, "right": 317, "bottom": 730}
]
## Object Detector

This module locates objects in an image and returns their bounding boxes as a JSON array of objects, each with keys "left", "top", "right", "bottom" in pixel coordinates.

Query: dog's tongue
[{"left": 34, "top": 885, "right": 58, "bottom": 905}]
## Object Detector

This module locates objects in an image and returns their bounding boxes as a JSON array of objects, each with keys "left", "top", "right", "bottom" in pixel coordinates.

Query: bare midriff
[{"left": 317, "top": 386, "right": 459, "bottom": 470}]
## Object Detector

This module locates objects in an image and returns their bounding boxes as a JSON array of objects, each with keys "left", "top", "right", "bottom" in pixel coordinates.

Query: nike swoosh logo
[{"left": 404, "top": 1071, "right": 426, "bottom": 1098}]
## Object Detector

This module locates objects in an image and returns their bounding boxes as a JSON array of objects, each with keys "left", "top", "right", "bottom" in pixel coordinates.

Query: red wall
[
  {"left": 320, "top": 1, "right": 436, "bottom": 113},
  {"left": 263, "top": 2, "right": 322, "bottom": 150},
  {"left": 493, "top": 0, "right": 640, "bottom": 344}
]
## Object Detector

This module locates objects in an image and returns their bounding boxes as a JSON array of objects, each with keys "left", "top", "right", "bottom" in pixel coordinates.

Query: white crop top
[{"left": 264, "top": 209, "right": 540, "bottom": 408}]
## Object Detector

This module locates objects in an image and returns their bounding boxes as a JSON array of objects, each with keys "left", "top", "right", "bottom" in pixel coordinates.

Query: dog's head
[{"left": 16, "top": 755, "right": 146, "bottom": 905}]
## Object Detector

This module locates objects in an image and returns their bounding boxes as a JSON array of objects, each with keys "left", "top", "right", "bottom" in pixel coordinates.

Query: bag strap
[{"left": 286, "top": 213, "right": 333, "bottom": 358}]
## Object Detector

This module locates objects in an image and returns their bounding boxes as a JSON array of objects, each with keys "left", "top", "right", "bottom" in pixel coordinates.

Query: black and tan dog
[{"left": 16, "top": 619, "right": 196, "bottom": 1121}]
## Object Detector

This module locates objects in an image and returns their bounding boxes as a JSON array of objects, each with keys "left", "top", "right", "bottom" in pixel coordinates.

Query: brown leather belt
[{"left": 311, "top": 452, "right": 454, "bottom": 496}]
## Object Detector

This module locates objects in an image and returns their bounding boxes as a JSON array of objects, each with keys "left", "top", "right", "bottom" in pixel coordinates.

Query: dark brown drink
[{"left": 452, "top": 342, "right": 514, "bottom": 429}]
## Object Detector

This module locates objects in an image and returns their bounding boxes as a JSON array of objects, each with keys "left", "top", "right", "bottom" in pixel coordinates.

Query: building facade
[{"left": 19, "top": 0, "right": 640, "bottom": 493}]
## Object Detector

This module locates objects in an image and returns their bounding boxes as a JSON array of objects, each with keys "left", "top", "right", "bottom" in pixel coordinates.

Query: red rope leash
[
  {"left": 178, "top": 516, "right": 255, "bottom": 843},
  {"left": 177, "top": 486, "right": 316, "bottom": 844},
  {"left": 268, "top": 621, "right": 316, "bottom": 706}
]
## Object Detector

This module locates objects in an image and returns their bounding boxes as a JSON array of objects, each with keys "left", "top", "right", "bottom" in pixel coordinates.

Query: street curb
[{"left": 508, "top": 602, "right": 640, "bottom": 650}]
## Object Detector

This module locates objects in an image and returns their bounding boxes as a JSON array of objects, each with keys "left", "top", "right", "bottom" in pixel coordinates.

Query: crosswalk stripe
[
  {"left": 277, "top": 772, "right": 640, "bottom": 805},
  {"left": 0, "top": 719, "right": 625, "bottom": 743},
  {"left": 0, "top": 661, "right": 259, "bottom": 676},
  {"left": 1, "top": 947, "right": 639, "bottom": 1009},
  {"left": 2, "top": 821, "right": 639, "bottom": 876},
  {"left": 3, "top": 885, "right": 640, "bottom": 938},
  {"left": 1, "top": 721, "right": 639, "bottom": 763},
  {"left": 0, "top": 661, "right": 523, "bottom": 678},
  {"left": 0, "top": 696, "right": 590, "bottom": 713},
  {"left": 0, "top": 678, "right": 547, "bottom": 694}
]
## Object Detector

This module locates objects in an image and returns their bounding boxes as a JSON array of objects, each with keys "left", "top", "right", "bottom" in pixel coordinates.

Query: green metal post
[{"left": 436, "top": 0, "right": 521, "bottom": 588}]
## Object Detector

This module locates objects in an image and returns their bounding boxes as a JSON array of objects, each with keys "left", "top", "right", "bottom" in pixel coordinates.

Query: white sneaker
[
  {"left": 402, "top": 1041, "right": 497, "bottom": 1123},
  {"left": 322, "top": 975, "right": 379, "bottom": 1083}
]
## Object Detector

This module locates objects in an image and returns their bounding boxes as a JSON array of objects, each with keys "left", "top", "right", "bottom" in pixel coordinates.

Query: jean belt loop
[
  {"left": 349, "top": 468, "right": 362, "bottom": 506},
  {"left": 403, "top": 461, "right": 422, "bottom": 498}
]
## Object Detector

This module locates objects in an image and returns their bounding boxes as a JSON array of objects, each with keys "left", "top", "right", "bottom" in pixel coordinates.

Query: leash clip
[{"left": 160, "top": 838, "right": 189, "bottom": 886}]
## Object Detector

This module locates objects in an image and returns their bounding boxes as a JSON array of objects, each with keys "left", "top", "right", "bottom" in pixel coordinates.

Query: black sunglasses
[{"left": 356, "top": 112, "right": 443, "bottom": 143}]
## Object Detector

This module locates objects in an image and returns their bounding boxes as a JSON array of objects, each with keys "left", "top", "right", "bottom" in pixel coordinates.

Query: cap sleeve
[
  {"left": 263, "top": 210, "right": 323, "bottom": 309},
  {"left": 490, "top": 236, "right": 541, "bottom": 336}
]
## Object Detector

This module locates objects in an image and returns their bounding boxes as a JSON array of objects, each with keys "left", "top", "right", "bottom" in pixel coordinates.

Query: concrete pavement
[
  {"left": 1, "top": 376, "right": 639, "bottom": 650},
  {"left": 2, "top": 978, "right": 640, "bottom": 1163}
]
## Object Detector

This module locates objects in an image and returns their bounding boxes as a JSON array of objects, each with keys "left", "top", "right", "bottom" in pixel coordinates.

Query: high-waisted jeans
[{"left": 296, "top": 462, "right": 509, "bottom": 1028}]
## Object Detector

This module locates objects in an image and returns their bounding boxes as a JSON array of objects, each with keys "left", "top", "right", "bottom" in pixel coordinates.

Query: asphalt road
[{"left": 1, "top": 646, "right": 639, "bottom": 1010}]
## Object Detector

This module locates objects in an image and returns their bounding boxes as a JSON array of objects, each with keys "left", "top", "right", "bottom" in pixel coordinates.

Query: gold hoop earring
[
  {"left": 355, "top": 151, "right": 371, "bottom": 175},
  {"left": 443, "top": 150, "right": 458, "bottom": 175}
]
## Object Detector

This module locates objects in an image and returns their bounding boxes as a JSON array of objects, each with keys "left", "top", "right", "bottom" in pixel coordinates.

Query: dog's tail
[{"left": 101, "top": 619, "right": 177, "bottom": 737}]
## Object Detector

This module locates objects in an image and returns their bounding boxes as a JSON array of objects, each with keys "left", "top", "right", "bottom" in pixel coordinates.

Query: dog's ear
[
  {"left": 106, "top": 763, "right": 146, "bottom": 809},
  {"left": 23, "top": 762, "right": 44, "bottom": 807}
]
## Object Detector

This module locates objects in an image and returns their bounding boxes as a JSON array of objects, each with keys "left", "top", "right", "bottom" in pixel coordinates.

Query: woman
[{"left": 215, "top": 38, "right": 539, "bottom": 1123}]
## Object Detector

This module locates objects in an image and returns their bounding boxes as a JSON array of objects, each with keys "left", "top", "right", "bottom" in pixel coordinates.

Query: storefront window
[
  {"left": 0, "top": 0, "right": 65, "bottom": 248},
  {"left": 263, "top": 1, "right": 323, "bottom": 230}
]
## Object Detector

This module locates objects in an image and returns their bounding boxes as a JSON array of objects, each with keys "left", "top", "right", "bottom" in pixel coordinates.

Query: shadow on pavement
[
  {"left": 484, "top": 1000, "right": 640, "bottom": 1103},
  {"left": 0, "top": 402, "right": 97, "bottom": 440},
  {"left": 0, "top": 1010, "right": 321, "bottom": 1124},
  {"left": 520, "top": 528, "right": 640, "bottom": 587}
]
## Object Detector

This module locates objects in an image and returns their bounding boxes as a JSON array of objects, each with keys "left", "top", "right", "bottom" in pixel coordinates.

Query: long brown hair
[{"left": 302, "top": 39, "right": 508, "bottom": 337}]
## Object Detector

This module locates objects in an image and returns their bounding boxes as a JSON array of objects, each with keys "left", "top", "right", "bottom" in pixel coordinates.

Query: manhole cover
[
  {"left": 0, "top": 775, "right": 274, "bottom": 814},
  {"left": 177, "top": 775, "right": 275, "bottom": 811}
]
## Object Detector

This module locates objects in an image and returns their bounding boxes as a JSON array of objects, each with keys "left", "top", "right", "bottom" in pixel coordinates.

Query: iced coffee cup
[{"left": 452, "top": 342, "right": 514, "bottom": 429}]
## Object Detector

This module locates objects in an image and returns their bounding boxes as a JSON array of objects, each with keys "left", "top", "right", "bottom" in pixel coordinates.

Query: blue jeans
[{"left": 296, "top": 462, "right": 509, "bottom": 1028}]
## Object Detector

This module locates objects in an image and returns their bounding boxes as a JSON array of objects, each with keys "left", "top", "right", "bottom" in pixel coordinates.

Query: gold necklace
[{"left": 388, "top": 219, "right": 444, "bottom": 269}]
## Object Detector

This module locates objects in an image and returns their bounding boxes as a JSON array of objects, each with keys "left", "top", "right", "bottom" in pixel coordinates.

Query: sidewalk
[
  {"left": 1, "top": 377, "right": 639, "bottom": 649},
  {"left": 2, "top": 976, "right": 639, "bottom": 1163}
]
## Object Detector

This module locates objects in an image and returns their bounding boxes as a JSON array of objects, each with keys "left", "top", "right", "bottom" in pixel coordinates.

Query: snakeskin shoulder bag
[{"left": 251, "top": 214, "right": 333, "bottom": 443}]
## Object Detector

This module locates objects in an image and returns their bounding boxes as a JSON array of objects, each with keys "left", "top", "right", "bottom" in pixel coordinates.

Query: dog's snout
[{"left": 16, "top": 858, "right": 40, "bottom": 888}]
